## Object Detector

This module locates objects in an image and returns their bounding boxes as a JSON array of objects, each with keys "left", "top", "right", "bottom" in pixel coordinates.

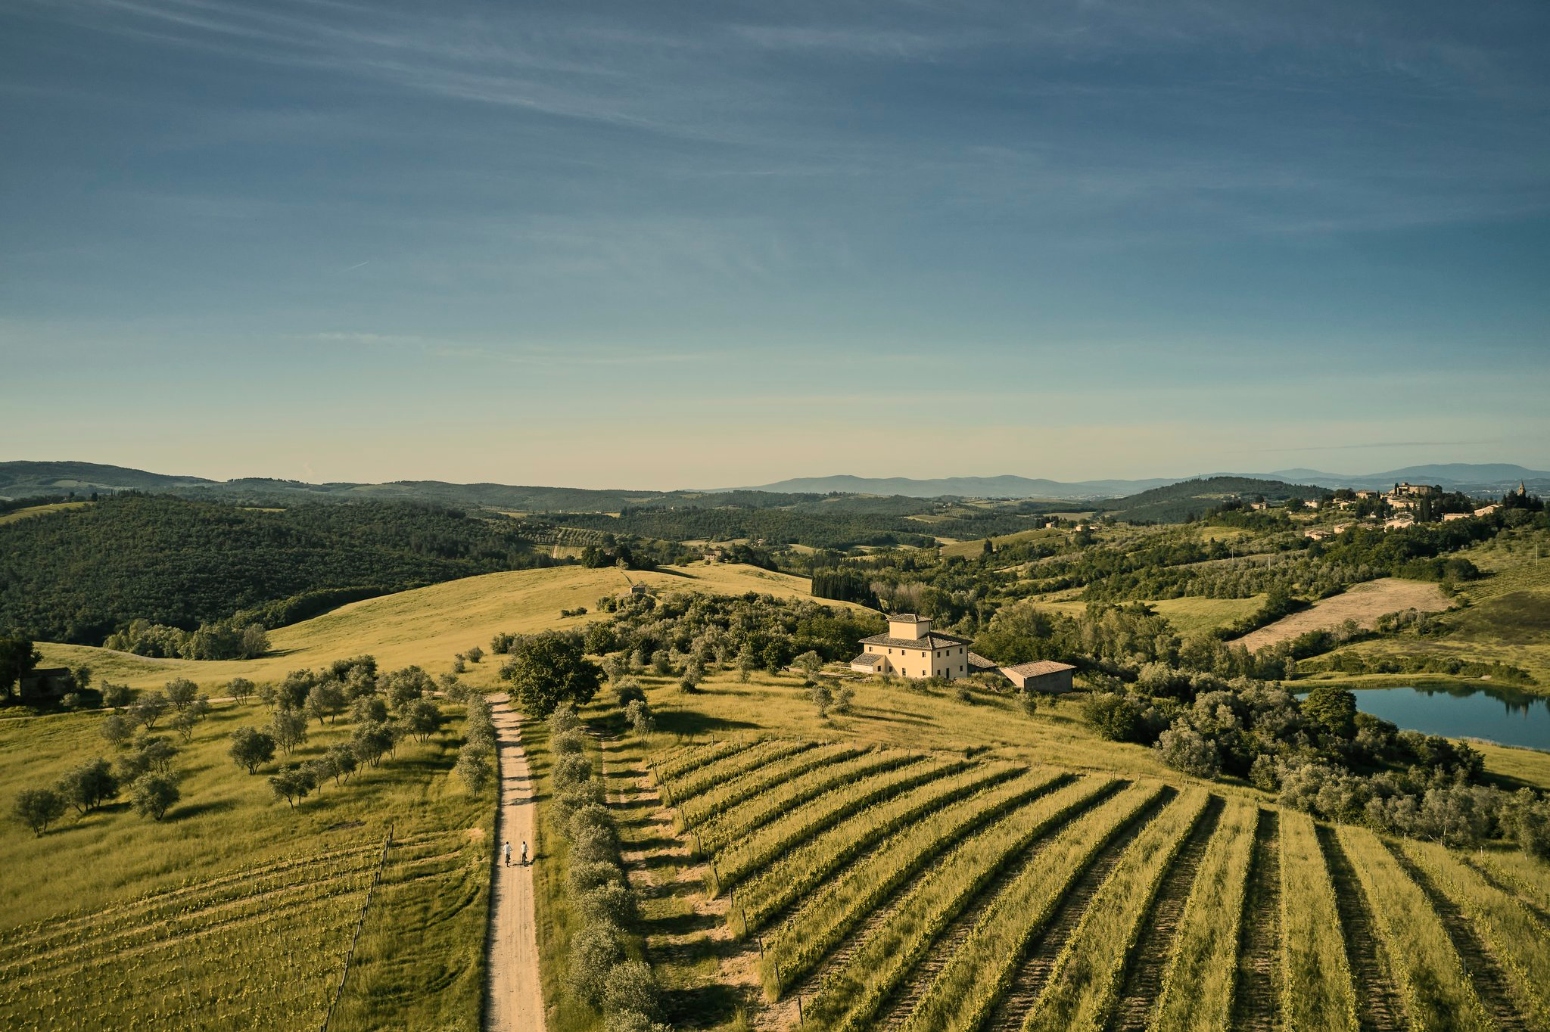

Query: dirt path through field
[
  {"left": 486, "top": 696, "right": 546, "bottom": 1032},
  {"left": 1235, "top": 578, "right": 1450, "bottom": 652}
]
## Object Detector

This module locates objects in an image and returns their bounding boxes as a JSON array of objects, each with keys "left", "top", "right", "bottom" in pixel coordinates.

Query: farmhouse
[
  {"left": 999, "top": 660, "right": 1076, "bottom": 693},
  {"left": 850, "top": 614, "right": 973, "bottom": 680}
]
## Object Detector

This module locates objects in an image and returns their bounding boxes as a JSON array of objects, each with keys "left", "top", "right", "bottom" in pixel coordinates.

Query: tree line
[{"left": 0, "top": 493, "right": 560, "bottom": 645}]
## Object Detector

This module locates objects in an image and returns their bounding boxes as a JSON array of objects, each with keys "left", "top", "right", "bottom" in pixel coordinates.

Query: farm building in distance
[
  {"left": 850, "top": 614, "right": 973, "bottom": 679},
  {"left": 999, "top": 660, "right": 1077, "bottom": 693}
]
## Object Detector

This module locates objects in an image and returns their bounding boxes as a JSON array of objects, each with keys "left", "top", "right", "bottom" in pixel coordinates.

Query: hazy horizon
[{"left": 4, "top": 1, "right": 1547, "bottom": 486}]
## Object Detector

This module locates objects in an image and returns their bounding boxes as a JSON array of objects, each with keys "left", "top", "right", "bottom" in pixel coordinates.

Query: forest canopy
[{"left": 0, "top": 494, "right": 556, "bottom": 645}]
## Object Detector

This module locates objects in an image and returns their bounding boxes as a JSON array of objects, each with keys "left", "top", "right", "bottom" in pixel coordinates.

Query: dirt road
[{"left": 486, "top": 696, "right": 546, "bottom": 1032}]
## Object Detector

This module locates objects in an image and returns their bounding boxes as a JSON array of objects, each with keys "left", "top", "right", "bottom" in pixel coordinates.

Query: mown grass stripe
[
  {"left": 761, "top": 771, "right": 1104, "bottom": 999},
  {"left": 1150, "top": 801, "right": 1258, "bottom": 1032},
  {"left": 1336, "top": 825, "right": 1492, "bottom": 1032},
  {"left": 803, "top": 778, "right": 1143, "bottom": 1032},
  {"left": 732, "top": 762, "right": 1031, "bottom": 935},
  {"left": 1017, "top": 789, "right": 1212, "bottom": 1032},
  {"left": 712, "top": 757, "right": 961, "bottom": 895},
  {"left": 695, "top": 748, "right": 912, "bottom": 854},
  {"left": 1279, "top": 812, "right": 1359, "bottom": 1032}
]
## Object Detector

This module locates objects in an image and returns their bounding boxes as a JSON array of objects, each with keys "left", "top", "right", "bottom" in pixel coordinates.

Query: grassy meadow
[
  {"left": 33, "top": 561, "right": 837, "bottom": 693},
  {"left": 0, "top": 698, "right": 488, "bottom": 1031}
]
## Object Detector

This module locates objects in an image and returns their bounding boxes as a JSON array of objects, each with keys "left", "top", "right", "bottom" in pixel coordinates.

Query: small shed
[
  {"left": 849, "top": 653, "right": 886, "bottom": 675},
  {"left": 18, "top": 668, "right": 73, "bottom": 703},
  {"left": 999, "top": 660, "right": 1076, "bottom": 694}
]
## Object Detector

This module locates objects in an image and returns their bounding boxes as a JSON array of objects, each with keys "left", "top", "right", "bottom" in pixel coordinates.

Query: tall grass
[
  {"left": 1337, "top": 825, "right": 1492, "bottom": 1032},
  {"left": 710, "top": 756, "right": 959, "bottom": 895},
  {"left": 693, "top": 748, "right": 914, "bottom": 854},
  {"left": 1278, "top": 811, "right": 1358, "bottom": 1032},
  {"left": 1150, "top": 802, "right": 1258, "bottom": 1032},
  {"left": 760, "top": 773, "right": 1109, "bottom": 999},
  {"left": 802, "top": 780, "right": 1149, "bottom": 1032},
  {"left": 1019, "top": 789, "right": 1210, "bottom": 1032},
  {"left": 901, "top": 784, "right": 1188, "bottom": 1032},
  {"left": 674, "top": 742, "right": 865, "bottom": 829},
  {"left": 731, "top": 762, "right": 1028, "bottom": 934},
  {"left": 1470, "top": 845, "right": 1550, "bottom": 916},
  {"left": 0, "top": 701, "right": 488, "bottom": 1032},
  {"left": 1400, "top": 838, "right": 1550, "bottom": 1027}
]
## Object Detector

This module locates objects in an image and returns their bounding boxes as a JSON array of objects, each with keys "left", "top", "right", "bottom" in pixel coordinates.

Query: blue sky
[{"left": 3, "top": 1, "right": 1547, "bottom": 488}]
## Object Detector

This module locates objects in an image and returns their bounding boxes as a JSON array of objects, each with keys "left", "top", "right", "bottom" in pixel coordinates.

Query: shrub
[
  {"left": 603, "top": 960, "right": 660, "bottom": 1019},
  {"left": 578, "top": 882, "right": 640, "bottom": 926},
  {"left": 570, "top": 824, "right": 619, "bottom": 866},
  {"left": 569, "top": 860, "right": 625, "bottom": 895},
  {"left": 100, "top": 682, "right": 133, "bottom": 709},
  {"left": 1156, "top": 723, "right": 1221, "bottom": 779},
  {"left": 625, "top": 698, "right": 655, "bottom": 735},
  {"left": 1082, "top": 691, "right": 1144, "bottom": 742},
  {"left": 454, "top": 748, "right": 494, "bottom": 794},
  {"left": 553, "top": 729, "right": 588, "bottom": 755},
  {"left": 553, "top": 754, "right": 594, "bottom": 790},
  {"left": 568, "top": 924, "right": 624, "bottom": 1007}
]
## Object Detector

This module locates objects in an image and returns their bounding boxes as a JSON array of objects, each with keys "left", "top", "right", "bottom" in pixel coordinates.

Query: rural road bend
[{"left": 487, "top": 696, "right": 546, "bottom": 1032}]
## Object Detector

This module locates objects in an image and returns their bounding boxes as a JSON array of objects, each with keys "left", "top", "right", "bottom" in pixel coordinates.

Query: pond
[{"left": 1345, "top": 684, "right": 1550, "bottom": 752}]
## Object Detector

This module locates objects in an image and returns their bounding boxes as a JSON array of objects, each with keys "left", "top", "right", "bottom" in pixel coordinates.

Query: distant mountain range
[
  {"left": 3, "top": 459, "right": 1546, "bottom": 508},
  {"left": 735, "top": 465, "right": 1550, "bottom": 500}
]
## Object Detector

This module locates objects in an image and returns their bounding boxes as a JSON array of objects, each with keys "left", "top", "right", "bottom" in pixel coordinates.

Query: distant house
[
  {"left": 851, "top": 614, "right": 972, "bottom": 680},
  {"left": 18, "top": 668, "right": 72, "bottom": 703},
  {"left": 1384, "top": 514, "right": 1415, "bottom": 531},
  {"left": 1474, "top": 504, "right": 1500, "bottom": 518},
  {"left": 1442, "top": 512, "right": 1471, "bottom": 522},
  {"left": 1000, "top": 661, "right": 1076, "bottom": 693}
]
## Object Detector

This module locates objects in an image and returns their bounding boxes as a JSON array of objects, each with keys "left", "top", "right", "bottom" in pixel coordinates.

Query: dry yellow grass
[
  {"left": 0, "top": 501, "right": 91, "bottom": 525},
  {"left": 36, "top": 561, "right": 842, "bottom": 692},
  {"left": 1236, "top": 578, "right": 1451, "bottom": 651}
]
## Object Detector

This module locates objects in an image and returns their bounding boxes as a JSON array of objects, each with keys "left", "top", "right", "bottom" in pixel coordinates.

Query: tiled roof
[
  {"left": 967, "top": 652, "right": 998, "bottom": 669},
  {"left": 849, "top": 653, "right": 885, "bottom": 668},
  {"left": 1001, "top": 660, "right": 1076, "bottom": 677},
  {"left": 888, "top": 613, "right": 921, "bottom": 622},
  {"left": 860, "top": 633, "right": 972, "bottom": 649}
]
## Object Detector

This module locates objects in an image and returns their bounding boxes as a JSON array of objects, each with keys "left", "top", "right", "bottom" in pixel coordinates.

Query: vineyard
[{"left": 643, "top": 736, "right": 1550, "bottom": 1032}]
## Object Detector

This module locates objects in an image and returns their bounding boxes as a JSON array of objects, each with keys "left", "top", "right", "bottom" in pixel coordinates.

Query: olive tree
[
  {"left": 130, "top": 773, "right": 179, "bottom": 821},
  {"left": 12, "top": 788, "right": 67, "bottom": 836},
  {"left": 229, "top": 726, "right": 276, "bottom": 774}
]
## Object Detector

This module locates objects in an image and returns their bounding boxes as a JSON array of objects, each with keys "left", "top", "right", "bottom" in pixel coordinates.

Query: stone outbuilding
[{"left": 999, "top": 660, "right": 1076, "bottom": 693}]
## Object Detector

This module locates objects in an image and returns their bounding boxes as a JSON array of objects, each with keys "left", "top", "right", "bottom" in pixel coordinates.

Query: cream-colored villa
[{"left": 850, "top": 614, "right": 973, "bottom": 680}]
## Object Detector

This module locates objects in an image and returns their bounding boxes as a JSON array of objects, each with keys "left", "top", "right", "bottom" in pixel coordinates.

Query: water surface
[{"left": 1346, "top": 684, "right": 1550, "bottom": 752}]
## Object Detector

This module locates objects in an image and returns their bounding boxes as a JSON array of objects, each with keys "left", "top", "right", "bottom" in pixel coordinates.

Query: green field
[
  {"left": 0, "top": 698, "right": 488, "bottom": 1031},
  {"left": 6, "top": 556, "right": 1550, "bottom": 1031}
]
